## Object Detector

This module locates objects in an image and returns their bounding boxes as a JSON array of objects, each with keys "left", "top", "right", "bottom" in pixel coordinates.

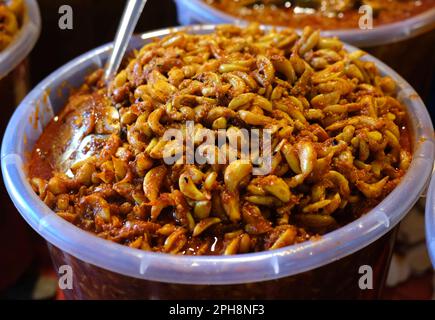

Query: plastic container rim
[
  {"left": 1, "top": 24, "right": 434, "bottom": 285},
  {"left": 425, "top": 170, "right": 435, "bottom": 269}
]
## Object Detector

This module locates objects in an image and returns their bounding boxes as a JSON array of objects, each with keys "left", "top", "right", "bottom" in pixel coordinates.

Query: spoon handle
[{"left": 104, "top": 0, "right": 147, "bottom": 82}]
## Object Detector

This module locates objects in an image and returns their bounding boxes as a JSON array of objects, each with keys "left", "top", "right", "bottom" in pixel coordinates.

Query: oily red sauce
[
  {"left": 206, "top": 0, "right": 435, "bottom": 30},
  {"left": 28, "top": 92, "right": 99, "bottom": 180}
]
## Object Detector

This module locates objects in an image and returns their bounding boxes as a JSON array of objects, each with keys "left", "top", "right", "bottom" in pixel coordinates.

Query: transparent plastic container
[
  {"left": 174, "top": 0, "right": 435, "bottom": 102},
  {"left": 173, "top": 0, "right": 435, "bottom": 47},
  {"left": 0, "top": 0, "right": 41, "bottom": 118},
  {"left": 0, "top": 0, "right": 41, "bottom": 79},
  {"left": 426, "top": 171, "right": 435, "bottom": 269},
  {"left": 1, "top": 25, "right": 434, "bottom": 299},
  {"left": 0, "top": 0, "right": 41, "bottom": 291}
]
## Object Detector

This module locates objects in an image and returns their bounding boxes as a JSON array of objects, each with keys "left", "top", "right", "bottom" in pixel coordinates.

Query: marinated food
[
  {"left": 0, "top": 0, "right": 24, "bottom": 51},
  {"left": 206, "top": 0, "right": 435, "bottom": 30},
  {"left": 29, "top": 25, "right": 412, "bottom": 255}
]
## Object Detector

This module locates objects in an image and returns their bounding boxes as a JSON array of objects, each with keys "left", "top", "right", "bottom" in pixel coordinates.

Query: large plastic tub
[
  {"left": 174, "top": 0, "right": 435, "bottom": 46},
  {"left": 0, "top": 0, "right": 41, "bottom": 291},
  {"left": 426, "top": 171, "right": 435, "bottom": 269},
  {"left": 2, "top": 25, "right": 434, "bottom": 299},
  {"left": 174, "top": 0, "right": 435, "bottom": 102}
]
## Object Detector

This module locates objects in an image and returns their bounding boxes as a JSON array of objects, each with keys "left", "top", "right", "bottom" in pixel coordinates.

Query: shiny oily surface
[
  {"left": 28, "top": 24, "right": 412, "bottom": 256},
  {"left": 206, "top": 0, "right": 435, "bottom": 30}
]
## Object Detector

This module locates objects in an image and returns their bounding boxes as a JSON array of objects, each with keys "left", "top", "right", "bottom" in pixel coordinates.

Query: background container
[
  {"left": 426, "top": 172, "right": 435, "bottom": 269},
  {"left": 0, "top": 0, "right": 41, "bottom": 291},
  {"left": 173, "top": 0, "right": 435, "bottom": 106},
  {"left": 1, "top": 25, "right": 434, "bottom": 299}
]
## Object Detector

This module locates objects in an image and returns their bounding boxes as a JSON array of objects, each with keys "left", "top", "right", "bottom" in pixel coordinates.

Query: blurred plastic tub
[
  {"left": 174, "top": 0, "right": 435, "bottom": 47},
  {"left": 1, "top": 25, "right": 434, "bottom": 299},
  {"left": 0, "top": 0, "right": 41, "bottom": 79},
  {"left": 0, "top": 0, "right": 41, "bottom": 291},
  {"left": 174, "top": 0, "right": 435, "bottom": 102},
  {"left": 426, "top": 171, "right": 435, "bottom": 269},
  {"left": 0, "top": 0, "right": 41, "bottom": 113}
]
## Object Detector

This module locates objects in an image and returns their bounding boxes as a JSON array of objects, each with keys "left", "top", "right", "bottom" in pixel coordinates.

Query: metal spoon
[
  {"left": 60, "top": 0, "right": 147, "bottom": 173},
  {"left": 105, "top": 0, "right": 148, "bottom": 83}
]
